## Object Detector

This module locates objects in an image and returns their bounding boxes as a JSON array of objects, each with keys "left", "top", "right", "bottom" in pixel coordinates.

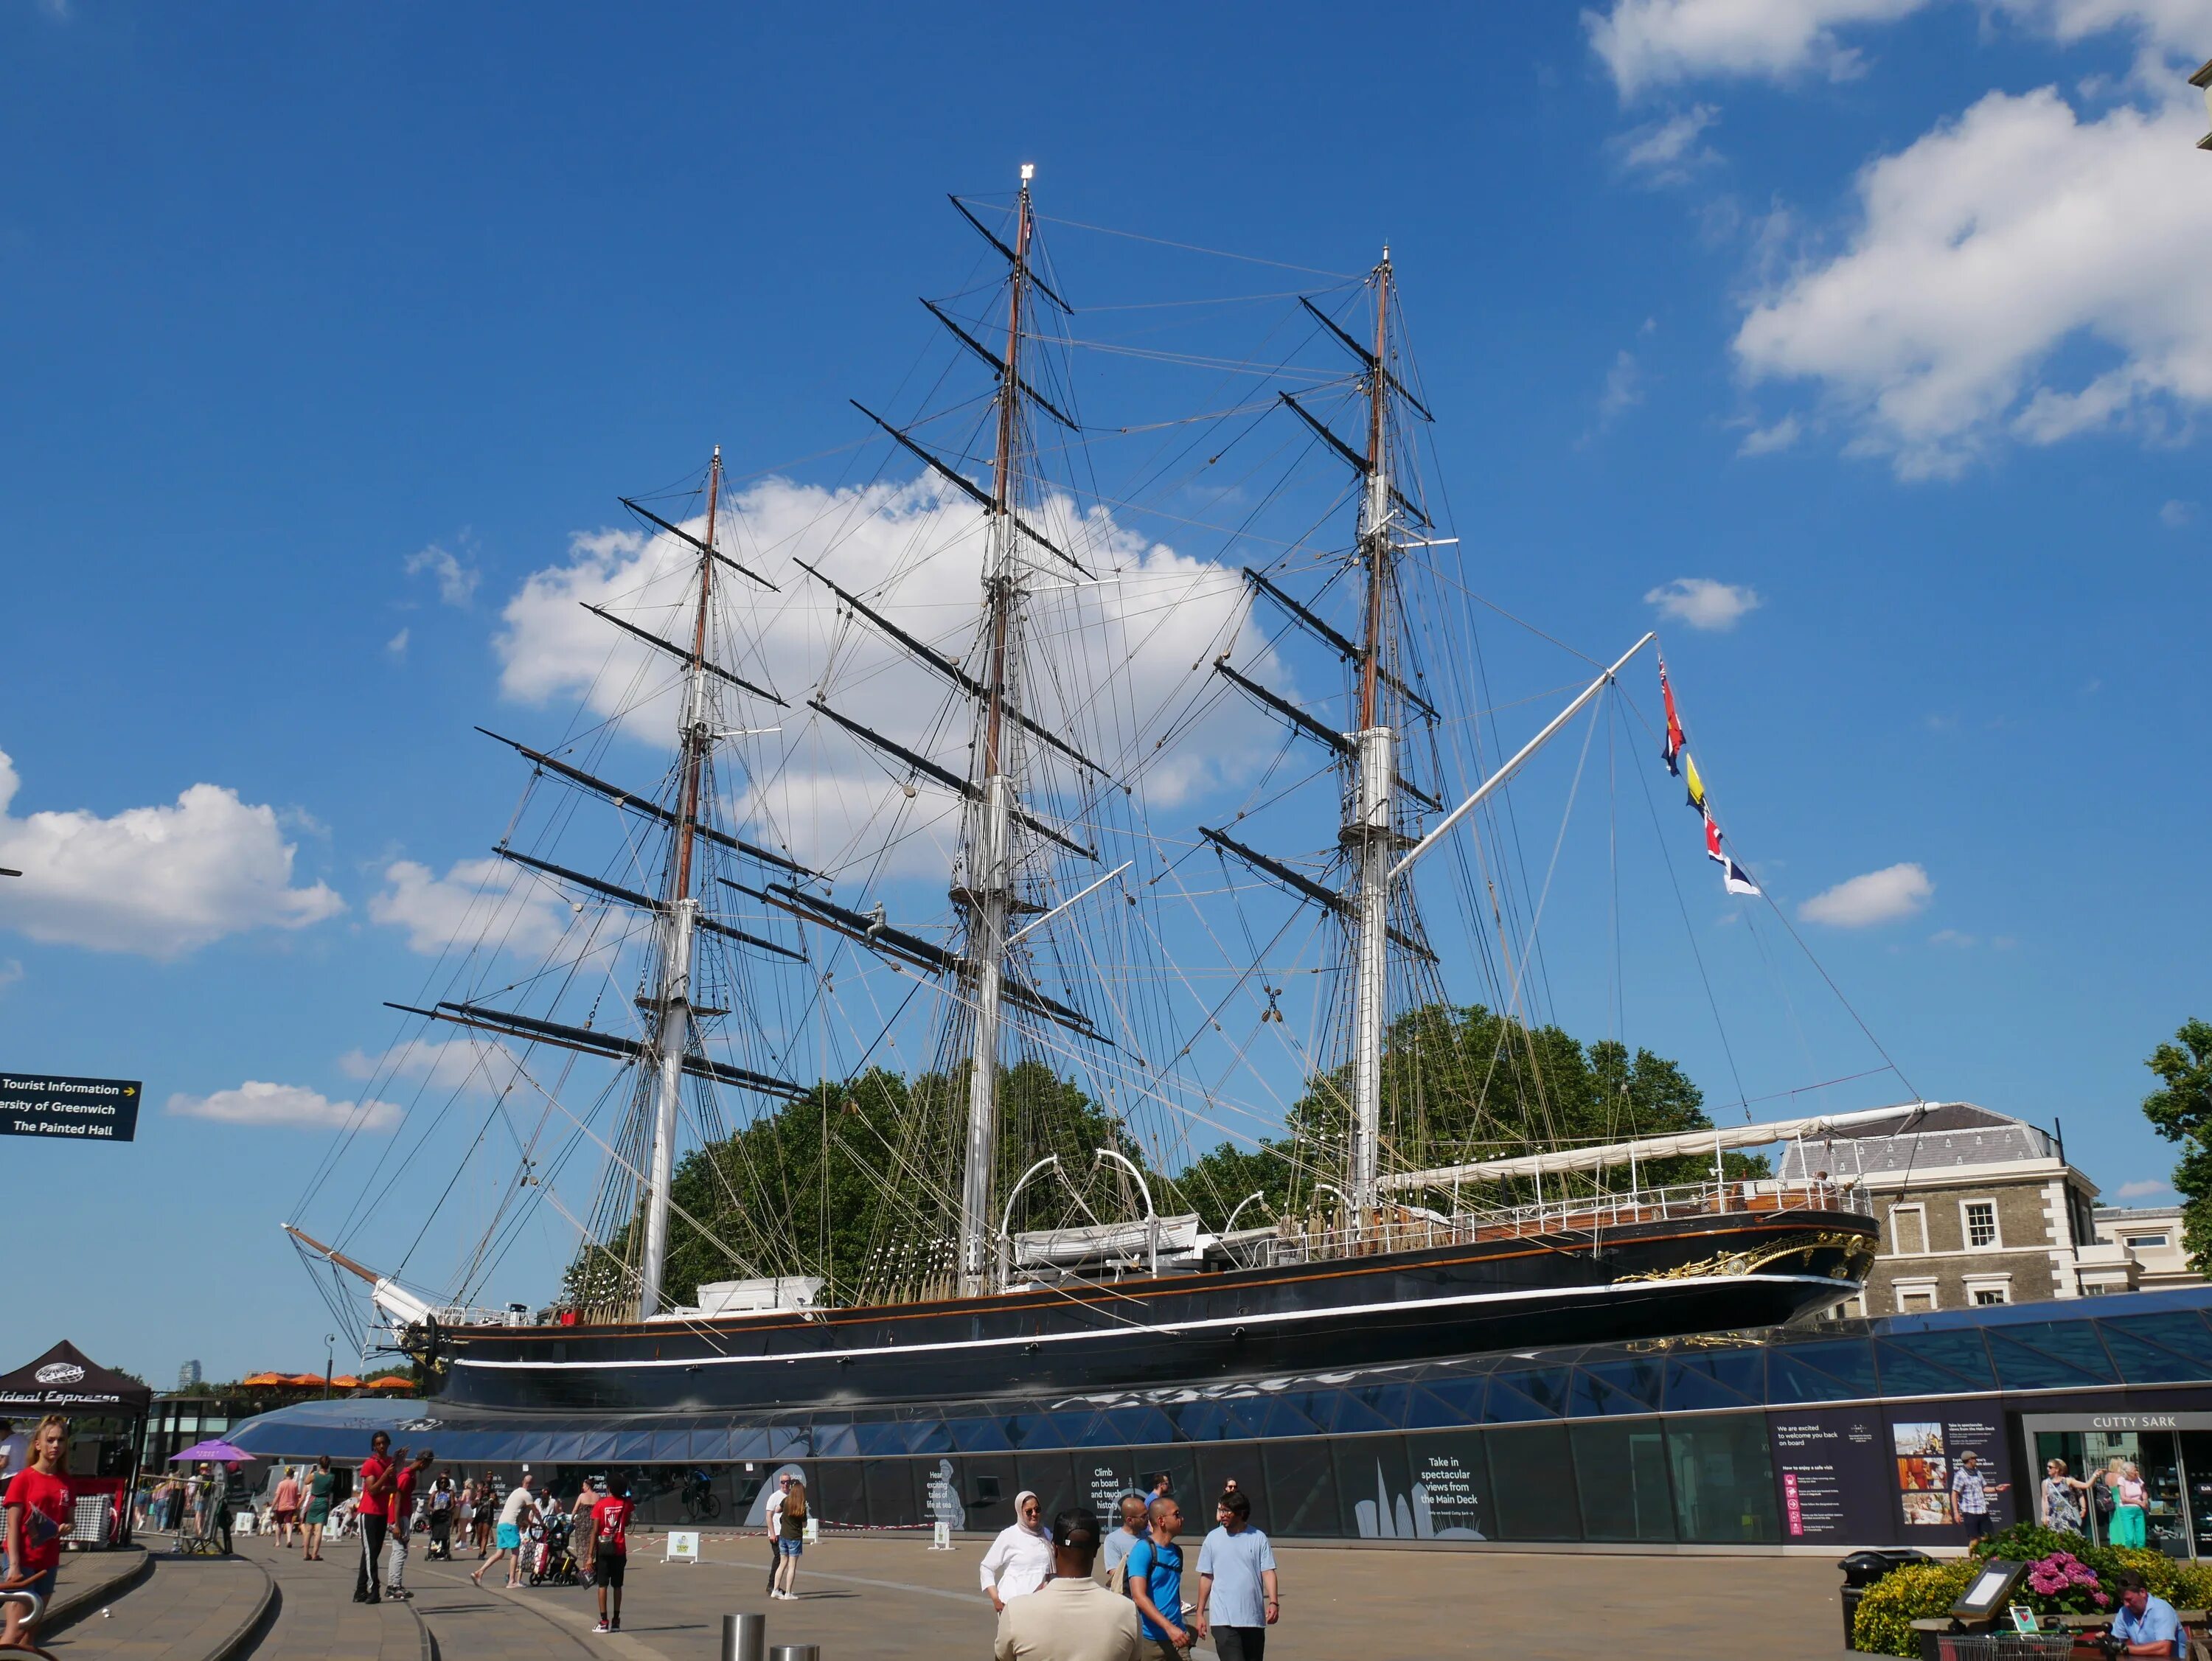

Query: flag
[
  {"left": 1683, "top": 752, "right": 1705, "bottom": 812},
  {"left": 1703, "top": 811, "right": 1761, "bottom": 897},
  {"left": 1658, "top": 657, "right": 1685, "bottom": 776}
]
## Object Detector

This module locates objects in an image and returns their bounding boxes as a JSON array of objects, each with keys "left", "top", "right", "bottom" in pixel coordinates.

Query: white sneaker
[{"left": 594, "top": 1621, "right": 611, "bottom": 1633}]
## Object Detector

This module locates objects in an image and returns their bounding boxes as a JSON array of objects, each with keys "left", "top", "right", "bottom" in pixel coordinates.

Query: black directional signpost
[{"left": 0, "top": 1073, "right": 142, "bottom": 1141}]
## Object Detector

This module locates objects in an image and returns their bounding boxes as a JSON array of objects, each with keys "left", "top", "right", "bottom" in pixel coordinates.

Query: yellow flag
[{"left": 1684, "top": 753, "right": 1706, "bottom": 812}]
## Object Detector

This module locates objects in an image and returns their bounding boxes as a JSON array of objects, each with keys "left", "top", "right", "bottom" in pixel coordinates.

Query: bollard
[
  {"left": 722, "top": 1612, "right": 768, "bottom": 1661},
  {"left": 767, "top": 1648, "right": 819, "bottom": 1661}
]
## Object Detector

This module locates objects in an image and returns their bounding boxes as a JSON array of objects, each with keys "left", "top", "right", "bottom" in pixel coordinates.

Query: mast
[
  {"left": 1346, "top": 251, "right": 1394, "bottom": 1219},
  {"left": 957, "top": 165, "right": 1035, "bottom": 1297},
  {"left": 638, "top": 445, "right": 721, "bottom": 1316}
]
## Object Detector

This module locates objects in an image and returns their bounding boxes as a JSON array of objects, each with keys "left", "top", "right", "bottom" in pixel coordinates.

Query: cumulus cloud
[
  {"left": 2161, "top": 499, "right": 2196, "bottom": 527},
  {"left": 1644, "top": 577, "right": 1762, "bottom": 630},
  {"left": 2115, "top": 1177, "right": 2174, "bottom": 1199},
  {"left": 368, "top": 856, "right": 579, "bottom": 958},
  {"left": 167, "top": 1080, "right": 402, "bottom": 1132},
  {"left": 494, "top": 474, "right": 1280, "bottom": 881},
  {"left": 1737, "top": 414, "right": 1802, "bottom": 456},
  {"left": 1798, "top": 861, "right": 1934, "bottom": 925},
  {"left": 1928, "top": 927, "right": 1977, "bottom": 947},
  {"left": 340, "top": 1035, "right": 525, "bottom": 1094},
  {"left": 1587, "top": 0, "right": 1927, "bottom": 94},
  {"left": 1735, "top": 85, "right": 2212, "bottom": 476},
  {"left": 386, "top": 627, "right": 410, "bottom": 660},
  {"left": 0, "top": 750, "right": 344, "bottom": 958},
  {"left": 1615, "top": 104, "right": 1723, "bottom": 183},
  {"left": 406, "top": 542, "right": 479, "bottom": 607},
  {"left": 1597, "top": 350, "right": 1646, "bottom": 426}
]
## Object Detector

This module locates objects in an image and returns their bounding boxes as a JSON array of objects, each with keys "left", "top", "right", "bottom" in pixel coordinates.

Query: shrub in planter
[
  {"left": 2014, "top": 1550, "right": 2115, "bottom": 1620},
  {"left": 2169, "top": 1561, "right": 2212, "bottom": 1609},
  {"left": 1853, "top": 1559, "right": 1980, "bottom": 1658}
]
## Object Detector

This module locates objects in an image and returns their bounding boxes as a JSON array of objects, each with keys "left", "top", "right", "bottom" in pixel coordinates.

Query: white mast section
[
  {"left": 638, "top": 446, "right": 723, "bottom": 1317},
  {"left": 958, "top": 166, "right": 1037, "bottom": 1298}
]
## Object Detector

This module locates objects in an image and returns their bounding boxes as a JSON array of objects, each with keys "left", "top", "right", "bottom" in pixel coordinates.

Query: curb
[
  {"left": 404, "top": 1595, "right": 439, "bottom": 1661},
  {"left": 41, "top": 1547, "right": 154, "bottom": 1639},
  {"left": 204, "top": 1555, "right": 280, "bottom": 1661}
]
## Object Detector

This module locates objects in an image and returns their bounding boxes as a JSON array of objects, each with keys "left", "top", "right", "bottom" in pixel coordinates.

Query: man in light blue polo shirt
[
  {"left": 2111, "top": 1571, "right": 2185, "bottom": 1658},
  {"left": 1194, "top": 1488, "right": 1279, "bottom": 1661}
]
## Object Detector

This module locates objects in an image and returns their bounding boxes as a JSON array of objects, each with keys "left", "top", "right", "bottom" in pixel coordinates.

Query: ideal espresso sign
[{"left": 0, "top": 1073, "right": 142, "bottom": 1141}]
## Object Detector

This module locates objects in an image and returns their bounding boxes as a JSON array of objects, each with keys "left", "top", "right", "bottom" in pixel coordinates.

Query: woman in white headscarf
[{"left": 979, "top": 1490, "right": 1054, "bottom": 1615}]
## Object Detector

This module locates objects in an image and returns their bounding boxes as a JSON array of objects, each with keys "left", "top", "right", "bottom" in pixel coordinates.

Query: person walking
[
  {"left": 1951, "top": 1452, "right": 2009, "bottom": 1542},
  {"left": 0, "top": 1416, "right": 74, "bottom": 1655},
  {"left": 1194, "top": 1489, "right": 1279, "bottom": 1661},
  {"left": 474, "top": 1472, "right": 500, "bottom": 1556},
  {"left": 763, "top": 1472, "right": 790, "bottom": 1593},
  {"left": 302, "top": 1456, "right": 335, "bottom": 1561},
  {"left": 474, "top": 1472, "right": 539, "bottom": 1589},
  {"left": 995, "top": 1507, "right": 1141, "bottom": 1661},
  {"left": 983, "top": 1491, "right": 1054, "bottom": 1616},
  {"left": 206, "top": 1462, "right": 236, "bottom": 1555},
  {"left": 386, "top": 1449, "right": 432, "bottom": 1600},
  {"left": 272, "top": 1467, "right": 303, "bottom": 1549},
  {"left": 568, "top": 1477, "right": 600, "bottom": 1587},
  {"left": 588, "top": 1477, "right": 634, "bottom": 1633},
  {"left": 425, "top": 1475, "right": 455, "bottom": 1561},
  {"left": 2113, "top": 1461, "right": 2151, "bottom": 1548},
  {"left": 1125, "top": 1497, "right": 1192, "bottom": 1660},
  {"left": 1100, "top": 1495, "right": 1147, "bottom": 1592},
  {"left": 352, "top": 1432, "right": 396, "bottom": 1603},
  {"left": 2042, "top": 1459, "right": 2091, "bottom": 1534},
  {"left": 771, "top": 1479, "right": 809, "bottom": 1601}
]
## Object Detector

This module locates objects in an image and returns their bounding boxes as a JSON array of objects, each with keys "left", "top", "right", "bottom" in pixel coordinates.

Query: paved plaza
[{"left": 29, "top": 1529, "right": 1872, "bottom": 1661}]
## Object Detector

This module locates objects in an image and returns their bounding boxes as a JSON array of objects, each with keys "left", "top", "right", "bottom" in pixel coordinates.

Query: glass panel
[
  {"left": 863, "top": 1458, "right": 924, "bottom": 1529},
  {"left": 1985, "top": 1323, "right": 2118, "bottom": 1390},
  {"left": 811, "top": 1460, "right": 866, "bottom": 1531},
  {"left": 1318, "top": 1390, "right": 1396, "bottom": 1435},
  {"left": 1411, "top": 1377, "right": 1486, "bottom": 1426},
  {"left": 1486, "top": 1366, "right": 1571, "bottom": 1421},
  {"left": 2101, "top": 1312, "right": 2212, "bottom": 1373},
  {"left": 1101, "top": 1408, "right": 1177, "bottom": 1444},
  {"left": 1259, "top": 1439, "right": 1341, "bottom": 1539},
  {"left": 1874, "top": 1331, "right": 1996, "bottom": 1396},
  {"left": 1571, "top": 1360, "right": 1665, "bottom": 1417},
  {"left": 949, "top": 1418, "right": 1012, "bottom": 1452},
  {"left": 1664, "top": 1353, "right": 1764, "bottom": 1413},
  {"left": 1243, "top": 1397, "right": 1323, "bottom": 1440},
  {"left": 1667, "top": 1414, "right": 1781, "bottom": 1544},
  {"left": 1572, "top": 1421, "right": 1677, "bottom": 1542},
  {"left": 1332, "top": 1438, "right": 1416, "bottom": 1539},
  {"left": 1484, "top": 1424, "right": 1579, "bottom": 1542},
  {"left": 1767, "top": 1340, "right": 1879, "bottom": 1404},
  {"left": 1172, "top": 1403, "right": 1242, "bottom": 1443},
  {"left": 2101, "top": 1326, "right": 2212, "bottom": 1386},
  {"left": 2178, "top": 1432, "right": 2212, "bottom": 1559},
  {"left": 1403, "top": 1430, "right": 1494, "bottom": 1540}
]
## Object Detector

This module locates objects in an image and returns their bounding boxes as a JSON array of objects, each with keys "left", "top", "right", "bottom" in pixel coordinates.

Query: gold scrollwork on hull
[{"left": 1613, "top": 1228, "right": 1877, "bottom": 1286}]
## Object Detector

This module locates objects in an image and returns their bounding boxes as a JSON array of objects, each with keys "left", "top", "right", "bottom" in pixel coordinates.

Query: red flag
[
  {"left": 1704, "top": 812, "right": 1724, "bottom": 863},
  {"left": 1659, "top": 656, "right": 1685, "bottom": 776}
]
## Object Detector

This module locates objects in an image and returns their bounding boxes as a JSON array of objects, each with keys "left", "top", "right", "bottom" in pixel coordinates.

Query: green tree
[{"left": 2142, "top": 1018, "right": 2212, "bottom": 1273}]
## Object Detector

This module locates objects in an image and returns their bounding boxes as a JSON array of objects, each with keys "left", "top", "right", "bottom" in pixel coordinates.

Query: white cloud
[
  {"left": 1929, "top": 927, "right": 1977, "bottom": 947},
  {"left": 0, "top": 750, "right": 344, "bottom": 958},
  {"left": 1586, "top": 0, "right": 1927, "bottom": 94},
  {"left": 167, "top": 1080, "right": 402, "bottom": 1132},
  {"left": 494, "top": 474, "right": 1280, "bottom": 881},
  {"left": 2115, "top": 1177, "right": 2174, "bottom": 1199},
  {"left": 2161, "top": 498, "right": 2196, "bottom": 526},
  {"left": 1798, "top": 861, "right": 1934, "bottom": 925},
  {"left": 406, "top": 543, "right": 479, "bottom": 607},
  {"left": 368, "top": 856, "right": 579, "bottom": 958},
  {"left": 340, "top": 1035, "right": 524, "bottom": 1094},
  {"left": 0, "top": 960, "right": 21, "bottom": 997},
  {"left": 1736, "top": 85, "right": 2212, "bottom": 476},
  {"left": 1644, "top": 576, "right": 1762, "bottom": 630},
  {"left": 1737, "top": 414, "right": 1802, "bottom": 456},
  {"left": 1616, "top": 104, "right": 1723, "bottom": 183},
  {"left": 386, "top": 627, "right": 410, "bottom": 660},
  {"left": 1597, "top": 350, "right": 1646, "bottom": 425}
]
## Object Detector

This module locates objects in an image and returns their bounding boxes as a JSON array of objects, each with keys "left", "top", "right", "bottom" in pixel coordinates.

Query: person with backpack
[{"left": 1124, "top": 1496, "right": 1192, "bottom": 1660}]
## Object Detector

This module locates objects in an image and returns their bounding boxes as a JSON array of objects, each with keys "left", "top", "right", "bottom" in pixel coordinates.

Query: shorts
[
  {"left": 1964, "top": 1511, "right": 1992, "bottom": 1538},
  {"left": 495, "top": 1522, "right": 521, "bottom": 1550},
  {"left": 9, "top": 1565, "right": 58, "bottom": 1612},
  {"left": 274, "top": 1508, "right": 297, "bottom": 1523},
  {"left": 594, "top": 1548, "right": 627, "bottom": 1587},
  {"left": 777, "top": 1536, "right": 804, "bottom": 1557}
]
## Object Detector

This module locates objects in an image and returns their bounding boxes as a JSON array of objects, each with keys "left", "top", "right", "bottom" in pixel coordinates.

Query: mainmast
[
  {"left": 957, "top": 165, "right": 1037, "bottom": 1297},
  {"left": 1346, "top": 251, "right": 1394, "bottom": 1219},
  {"left": 638, "top": 446, "right": 722, "bottom": 1316}
]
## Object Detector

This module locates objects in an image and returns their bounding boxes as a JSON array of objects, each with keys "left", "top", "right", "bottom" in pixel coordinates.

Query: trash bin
[{"left": 1840, "top": 1547, "right": 1935, "bottom": 1650}]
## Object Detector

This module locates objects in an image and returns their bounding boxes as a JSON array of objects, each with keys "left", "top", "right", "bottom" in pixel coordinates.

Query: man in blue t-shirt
[
  {"left": 2111, "top": 1571, "right": 2185, "bottom": 1657},
  {"left": 1124, "top": 1495, "right": 1190, "bottom": 1659},
  {"left": 1195, "top": 1488, "right": 1279, "bottom": 1661}
]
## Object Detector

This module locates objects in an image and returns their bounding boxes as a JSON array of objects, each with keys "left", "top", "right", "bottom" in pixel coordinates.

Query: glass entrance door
[{"left": 2082, "top": 1430, "right": 2188, "bottom": 1558}]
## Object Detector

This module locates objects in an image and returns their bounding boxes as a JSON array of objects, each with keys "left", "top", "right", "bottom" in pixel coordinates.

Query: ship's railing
[{"left": 1215, "top": 1177, "right": 1872, "bottom": 1270}]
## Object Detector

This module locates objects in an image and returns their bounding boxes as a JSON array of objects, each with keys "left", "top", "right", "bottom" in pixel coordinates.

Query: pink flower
[{"left": 2095, "top": 1593, "right": 2112, "bottom": 1609}]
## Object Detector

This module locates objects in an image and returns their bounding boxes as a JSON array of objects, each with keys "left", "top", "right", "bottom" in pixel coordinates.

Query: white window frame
[
  {"left": 1960, "top": 1198, "right": 2002, "bottom": 1251},
  {"left": 1890, "top": 1204, "right": 1930, "bottom": 1256},
  {"left": 1895, "top": 1279, "right": 1939, "bottom": 1313},
  {"left": 2126, "top": 1233, "right": 2169, "bottom": 1252},
  {"left": 1964, "top": 1272, "right": 2012, "bottom": 1307}
]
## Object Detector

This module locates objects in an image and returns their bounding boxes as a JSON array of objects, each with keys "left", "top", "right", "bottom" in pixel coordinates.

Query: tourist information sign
[{"left": 0, "top": 1073, "right": 142, "bottom": 1141}]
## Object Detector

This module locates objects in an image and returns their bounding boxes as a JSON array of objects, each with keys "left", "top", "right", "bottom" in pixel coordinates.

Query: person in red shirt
[
  {"left": 1, "top": 1415, "right": 74, "bottom": 1651},
  {"left": 385, "top": 1450, "right": 433, "bottom": 1602},
  {"left": 352, "top": 1432, "right": 395, "bottom": 1605},
  {"left": 588, "top": 1477, "right": 635, "bottom": 1634}
]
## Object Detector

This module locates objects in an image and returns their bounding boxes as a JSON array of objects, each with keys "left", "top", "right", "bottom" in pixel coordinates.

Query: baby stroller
[{"left": 527, "top": 1512, "right": 582, "bottom": 1587}]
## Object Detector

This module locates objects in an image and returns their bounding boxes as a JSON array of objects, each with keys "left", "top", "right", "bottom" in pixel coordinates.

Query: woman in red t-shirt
[{"left": 1, "top": 1414, "right": 74, "bottom": 1650}]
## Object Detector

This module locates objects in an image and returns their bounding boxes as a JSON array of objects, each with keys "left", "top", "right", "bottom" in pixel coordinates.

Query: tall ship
[{"left": 289, "top": 170, "right": 1882, "bottom": 1417}]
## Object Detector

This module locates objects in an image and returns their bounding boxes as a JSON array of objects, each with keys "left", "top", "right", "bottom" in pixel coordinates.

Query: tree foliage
[{"left": 2141, "top": 1017, "right": 2212, "bottom": 1274}]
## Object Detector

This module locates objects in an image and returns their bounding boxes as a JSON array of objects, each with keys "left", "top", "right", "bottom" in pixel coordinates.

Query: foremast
[
  {"left": 958, "top": 166, "right": 1038, "bottom": 1298},
  {"left": 639, "top": 446, "right": 723, "bottom": 1316}
]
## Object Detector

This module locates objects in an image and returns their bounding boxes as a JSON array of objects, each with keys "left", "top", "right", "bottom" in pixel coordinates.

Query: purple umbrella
[{"left": 169, "top": 1439, "right": 252, "bottom": 1463}]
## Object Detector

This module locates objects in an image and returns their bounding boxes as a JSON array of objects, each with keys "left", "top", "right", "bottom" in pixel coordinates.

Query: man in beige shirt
[{"left": 995, "top": 1506, "right": 1141, "bottom": 1661}]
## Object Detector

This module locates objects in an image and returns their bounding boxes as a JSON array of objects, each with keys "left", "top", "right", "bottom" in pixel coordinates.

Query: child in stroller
[{"left": 526, "top": 1509, "right": 582, "bottom": 1587}]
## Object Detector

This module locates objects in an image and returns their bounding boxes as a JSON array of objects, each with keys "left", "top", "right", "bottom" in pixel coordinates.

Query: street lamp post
[{"left": 323, "top": 1334, "right": 335, "bottom": 1399}]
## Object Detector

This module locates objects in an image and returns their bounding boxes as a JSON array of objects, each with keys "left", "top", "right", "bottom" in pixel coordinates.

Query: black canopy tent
[{"left": 0, "top": 1340, "right": 153, "bottom": 1546}]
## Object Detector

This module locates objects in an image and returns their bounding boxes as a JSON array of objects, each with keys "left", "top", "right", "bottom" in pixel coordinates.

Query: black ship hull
[{"left": 428, "top": 1206, "right": 1876, "bottom": 1415}]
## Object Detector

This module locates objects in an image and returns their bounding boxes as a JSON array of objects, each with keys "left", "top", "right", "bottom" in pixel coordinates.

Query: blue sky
[{"left": 4, "top": 2, "right": 2209, "bottom": 1383}]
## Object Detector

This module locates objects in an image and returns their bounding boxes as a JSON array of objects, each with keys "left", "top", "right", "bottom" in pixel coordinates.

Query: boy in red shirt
[
  {"left": 353, "top": 1432, "right": 394, "bottom": 1604},
  {"left": 386, "top": 1449, "right": 433, "bottom": 1601},
  {"left": 589, "top": 1477, "right": 635, "bottom": 1634},
  {"left": 1, "top": 1415, "right": 74, "bottom": 1651}
]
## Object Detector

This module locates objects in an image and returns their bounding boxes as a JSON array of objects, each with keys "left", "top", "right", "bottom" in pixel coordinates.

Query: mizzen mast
[
  {"left": 638, "top": 445, "right": 722, "bottom": 1316},
  {"left": 958, "top": 165, "right": 1037, "bottom": 1298}
]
